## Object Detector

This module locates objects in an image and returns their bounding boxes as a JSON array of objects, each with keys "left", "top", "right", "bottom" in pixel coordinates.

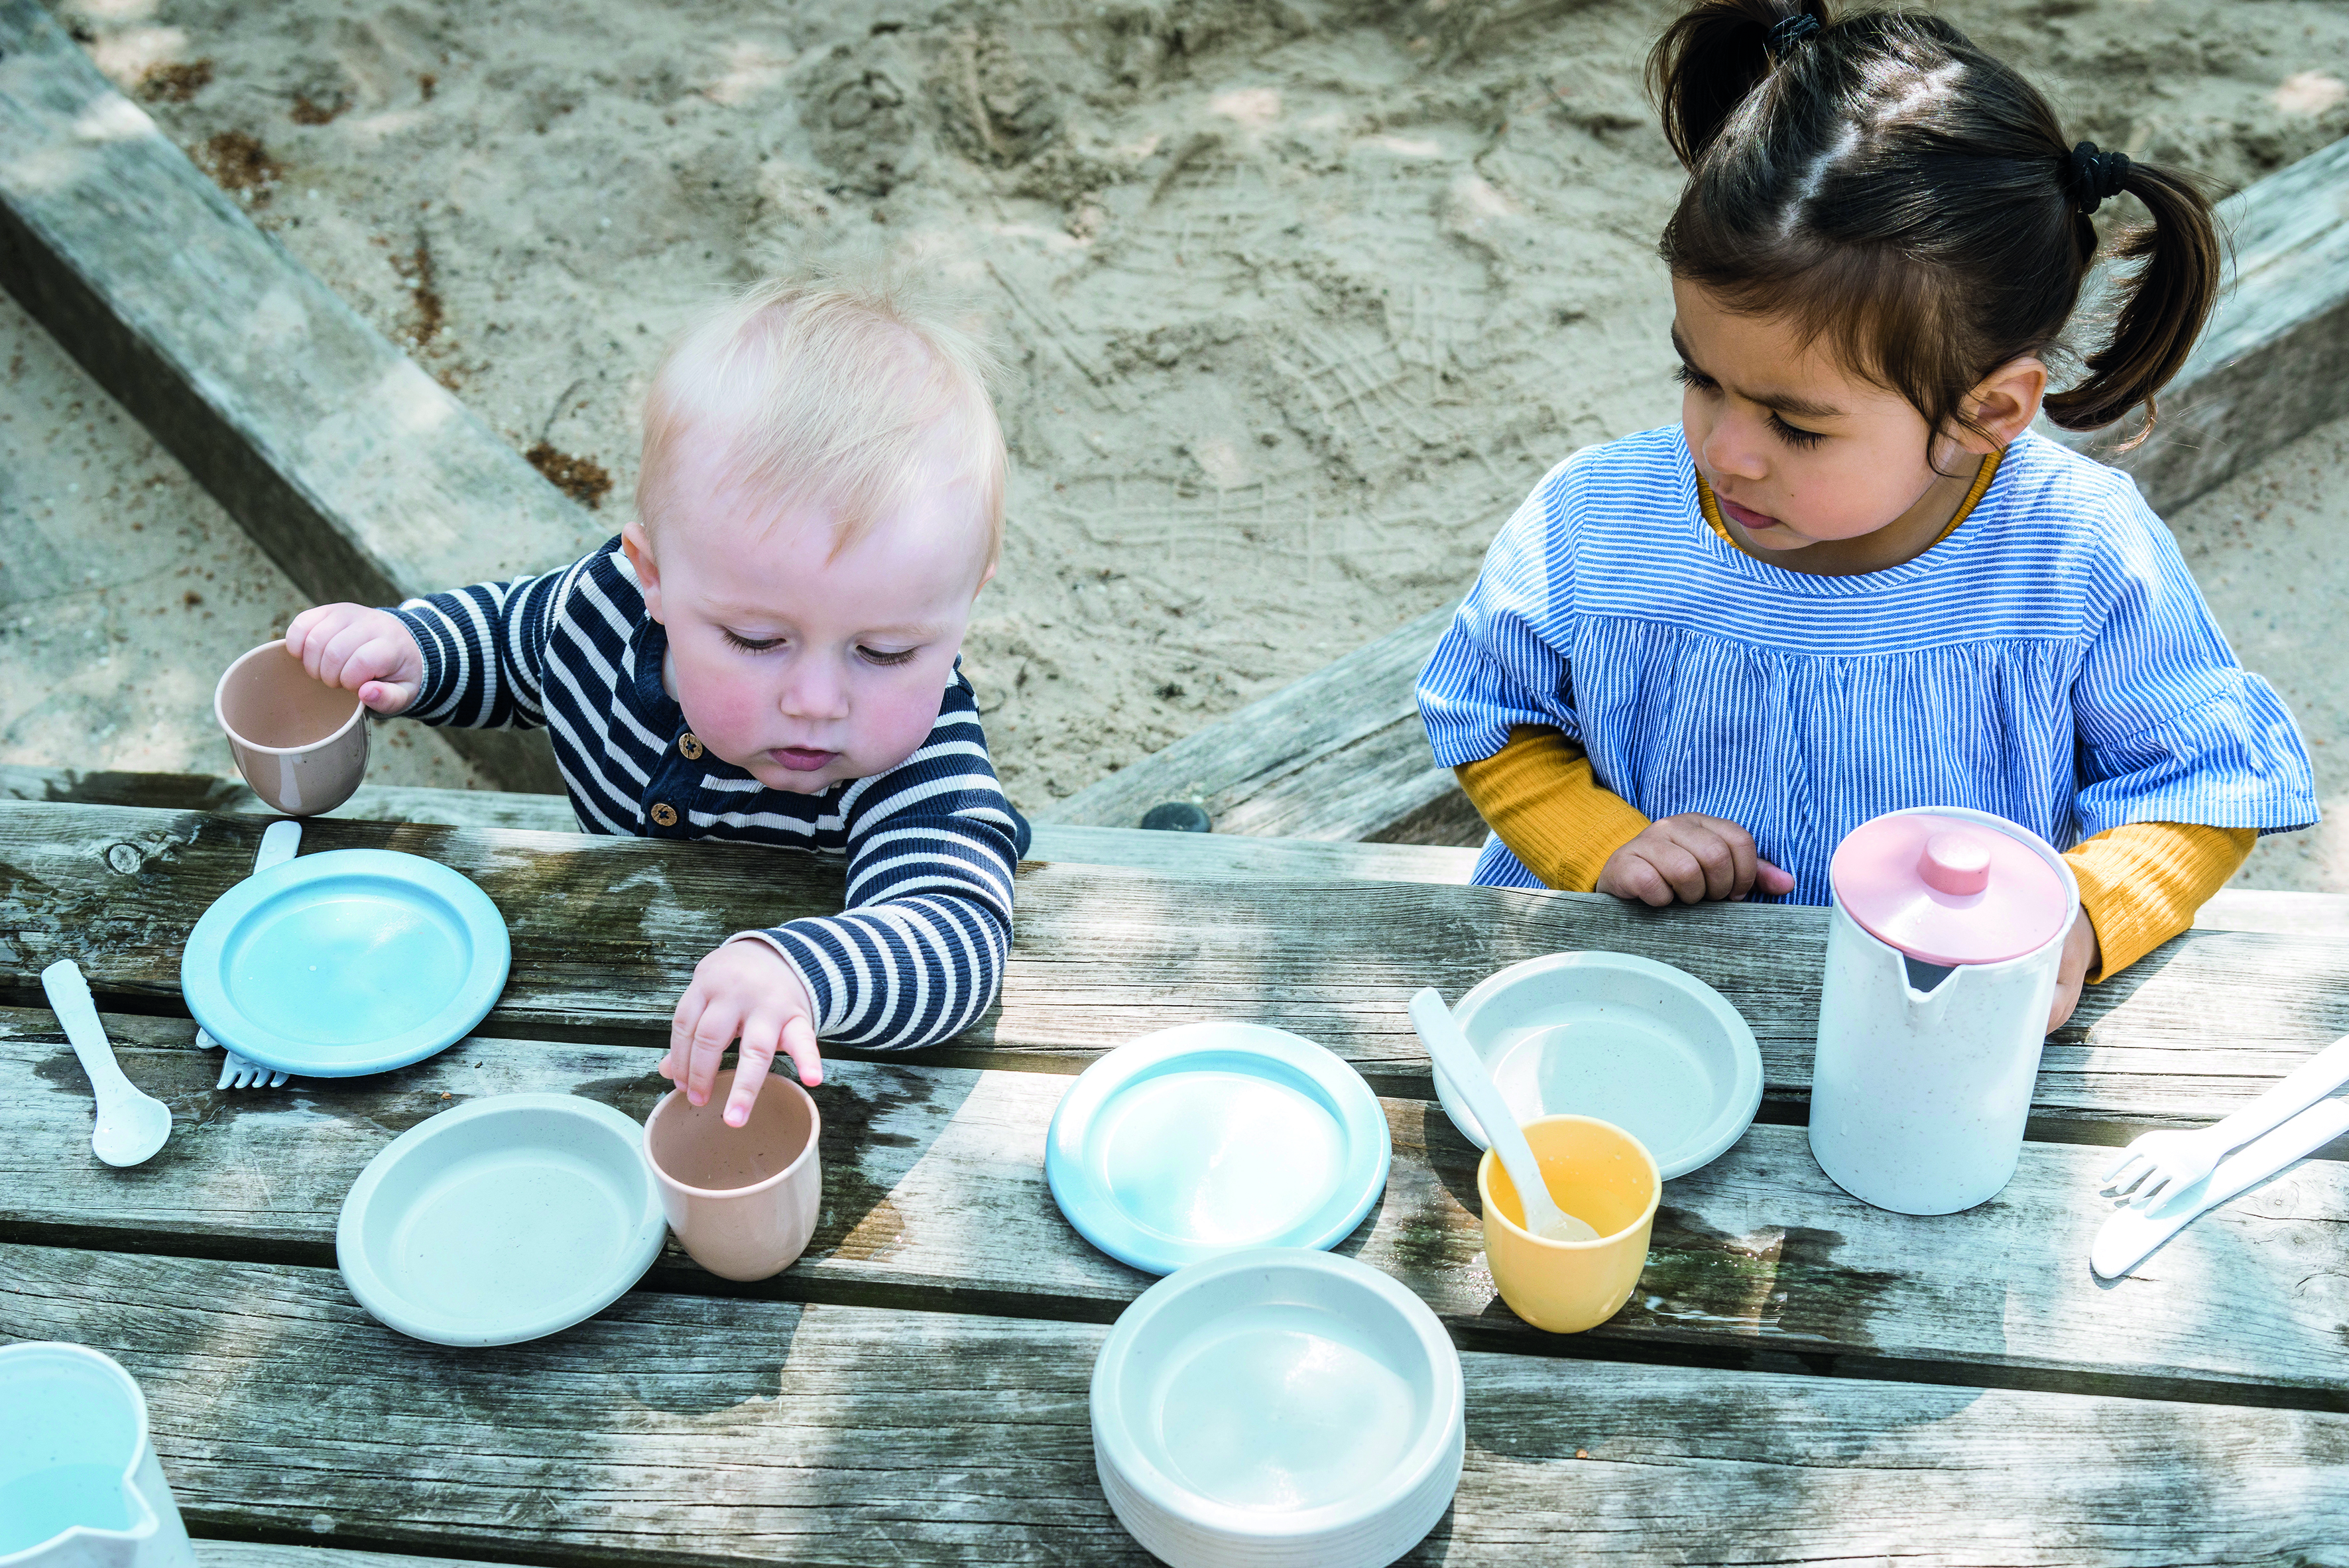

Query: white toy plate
[
  {"left": 1435, "top": 951, "right": 1762, "bottom": 1179},
  {"left": 1091, "top": 1247, "right": 1463, "bottom": 1568}
]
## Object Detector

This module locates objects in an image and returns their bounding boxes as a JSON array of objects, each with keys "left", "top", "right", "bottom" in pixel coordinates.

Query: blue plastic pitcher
[{"left": 0, "top": 1344, "right": 193, "bottom": 1568}]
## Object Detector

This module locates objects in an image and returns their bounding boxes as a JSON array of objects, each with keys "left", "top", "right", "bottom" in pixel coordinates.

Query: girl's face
[{"left": 1671, "top": 279, "right": 2041, "bottom": 575}]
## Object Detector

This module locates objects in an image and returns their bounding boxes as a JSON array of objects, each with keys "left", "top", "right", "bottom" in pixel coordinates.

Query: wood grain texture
[
  {"left": 5, "top": 1246, "right": 2347, "bottom": 1567},
  {"left": 9, "top": 1009, "right": 2348, "bottom": 1403},
  {"left": 2064, "top": 136, "right": 2349, "bottom": 513},
  {"left": 0, "top": 762, "right": 1494, "bottom": 881},
  {"left": 4, "top": 800, "right": 2345, "bottom": 1120},
  {"left": 196, "top": 1547, "right": 529, "bottom": 1568},
  {"left": 0, "top": 1, "right": 568, "bottom": 790},
  {"left": 21, "top": 767, "right": 2338, "bottom": 939},
  {"left": 1033, "top": 601, "right": 1476, "bottom": 843}
]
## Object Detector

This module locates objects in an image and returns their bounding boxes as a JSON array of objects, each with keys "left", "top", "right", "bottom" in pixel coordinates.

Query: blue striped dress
[
  {"left": 391, "top": 539, "right": 1023, "bottom": 1050},
  {"left": 1417, "top": 424, "right": 2319, "bottom": 902}
]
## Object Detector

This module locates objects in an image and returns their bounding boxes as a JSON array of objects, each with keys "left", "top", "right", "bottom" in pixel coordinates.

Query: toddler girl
[{"left": 1416, "top": 0, "right": 2317, "bottom": 1030}]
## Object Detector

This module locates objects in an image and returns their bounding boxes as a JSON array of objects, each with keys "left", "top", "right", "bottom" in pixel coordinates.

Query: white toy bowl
[
  {"left": 1435, "top": 951, "right": 1762, "bottom": 1179},
  {"left": 1091, "top": 1248, "right": 1463, "bottom": 1568}
]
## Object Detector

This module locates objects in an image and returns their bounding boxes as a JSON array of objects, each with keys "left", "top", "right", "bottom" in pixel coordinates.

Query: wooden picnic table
[{"left": 5, "top": 796, "right": 2348, "bottom": 1565}]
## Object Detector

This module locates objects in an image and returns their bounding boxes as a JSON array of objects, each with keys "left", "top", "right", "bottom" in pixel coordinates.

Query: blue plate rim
[
  {"left": 180, "top": 847, "right": 511, "bottom": 1077},
  {"left": 335, "top": 1092, "right": 664, "bottom": 1347},
  {"left": 1046, "top": 1021, "right": 1392, "bottom": 1276}
]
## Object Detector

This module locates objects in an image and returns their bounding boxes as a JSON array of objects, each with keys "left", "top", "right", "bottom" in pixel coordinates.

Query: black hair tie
[
  {"left": 1767, "top": 13, "right": 1823, "bottom": 55},
  {"left": 2068, "top": 141, "right": 2131, "bottom": 215}
]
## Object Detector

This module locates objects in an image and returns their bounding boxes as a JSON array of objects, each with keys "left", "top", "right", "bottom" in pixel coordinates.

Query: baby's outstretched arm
[
  {"left": 662, "top": 940, "right": 823, "bottom": 1126},
  {"left": 1596, "top": 815, "right": 1796, "bottom": 906},
  {"left": 285, "top": 604, "right": 425, "bottom": 714}
]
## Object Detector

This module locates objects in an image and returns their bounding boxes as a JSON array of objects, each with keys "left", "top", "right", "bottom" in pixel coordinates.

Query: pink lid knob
[{"left": 1917, "top": 831, "right": 1991, "bottom": 896}]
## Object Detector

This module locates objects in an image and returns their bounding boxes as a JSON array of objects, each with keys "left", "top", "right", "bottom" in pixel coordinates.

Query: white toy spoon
[
  {"left": 41, "top": 958, "right": 172, "bottom": 1167},
  {"left": 1410, "top": 987, "right": 1594, "bottom": 1242}
]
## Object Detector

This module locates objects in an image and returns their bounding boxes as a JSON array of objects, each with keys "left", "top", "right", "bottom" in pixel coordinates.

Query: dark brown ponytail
[
  {"left": 2041, "top": 162, "right": 2222, "bottom": 434},
  {"left": 1648, "top": 1, "right": 1828, "bottom": 169},
  {"left": 1648, "top": 0, "right": 2224, "bottom": 449}
]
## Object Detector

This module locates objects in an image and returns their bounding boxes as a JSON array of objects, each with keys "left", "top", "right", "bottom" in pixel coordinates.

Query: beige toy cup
[
  {"left": 214, "top": 640, "right": 369, "bottom": 816},
  {"left": 642, "top": 1069, "right": 822, "bottom": 1282}
]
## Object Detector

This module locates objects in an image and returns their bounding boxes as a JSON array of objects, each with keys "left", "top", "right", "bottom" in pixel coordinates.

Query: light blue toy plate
[
  {"left": 180, "top": 847, "right": 510, "bottom": 1077},
  {"left": 337, "top": 1093, "right": 664, "bottom": 1347},
  {"left": 1046, "top": 1022, "right": 1392, "bottom": 1276}
]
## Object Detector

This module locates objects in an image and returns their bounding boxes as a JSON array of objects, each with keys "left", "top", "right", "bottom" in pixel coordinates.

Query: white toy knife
[{"left": 2092, "top": 1093, "right": 2349, "bottom": 1280}]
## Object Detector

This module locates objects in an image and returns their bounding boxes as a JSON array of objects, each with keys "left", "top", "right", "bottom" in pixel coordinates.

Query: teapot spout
[{"left": 1902, "top": 955, "right": 1958, "bottom": 1020}]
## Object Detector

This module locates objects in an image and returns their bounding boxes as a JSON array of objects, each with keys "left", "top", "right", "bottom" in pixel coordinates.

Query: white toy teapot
[{"left": 1808, "top": 806, "right": 2078, "bottom": 1215}]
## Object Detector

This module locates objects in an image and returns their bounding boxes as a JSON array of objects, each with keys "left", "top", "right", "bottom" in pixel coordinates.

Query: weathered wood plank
[
  {"left": 0, "top": 1, "right": 572, "bottom": 791},
  {"left": 5, "top": 1246, "right": 2346, "bottom": 1567},
  {"left": 195, "top": 1548, "right": 526, "bottom": 1568},
  {"left": 0, "top": 762, "right": 1494, "bottom": 882},
  {"left": 3, "top": 801, "right": 2344, "bottom": 1122},
  {"left": 9, "top": 1010, "right": 2348, "bottom": 1402},
  {"left": 2065, "top": 135, "right": 2349, "bottom": 513},
  {"left": 22, "top": 767, "right": 2340, "bottom": 941},
  {"left": 1033, "top": 600, "right": 1482, "bottom": 843}
]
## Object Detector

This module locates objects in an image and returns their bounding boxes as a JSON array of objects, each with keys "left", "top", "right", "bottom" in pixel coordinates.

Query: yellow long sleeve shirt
[{"left": 1456, "top": 724, "right": 2252, "bottom": 983}]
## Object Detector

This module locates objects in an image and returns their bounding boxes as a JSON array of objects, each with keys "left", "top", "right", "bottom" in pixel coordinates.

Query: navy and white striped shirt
[
  {"left": 391, "top": 539, "right": 1023, "bottom": 1050},
  {"left": 1418, "top": 424, "right": 2319, "bottom": 902}
]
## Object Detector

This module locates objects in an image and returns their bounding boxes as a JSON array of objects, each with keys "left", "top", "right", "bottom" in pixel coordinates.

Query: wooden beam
[
  {"left": 7, "top": 1246, "right": 2346, "bottom": 1566},
  {"left": 3, "top": 800, "right": 2345, "bottom": 1122},
  {"left": 0, "top": 1, "right": 577, "bottom": 792},
  {"left": 7, "top": 765, "right": 2336, "bottom": 937},
  {"left": 1032, "top": 600, "right": 1482, "bottom": 843},
  {"left": 2065, "top": 135, "right": 2349, "bottom": 511},
  {"left": 9, "top": 1010, "right": 2348, "bottom": 1401},
  {"left": 196, "top": 1549, "right": 527, "bottom": 1568}
]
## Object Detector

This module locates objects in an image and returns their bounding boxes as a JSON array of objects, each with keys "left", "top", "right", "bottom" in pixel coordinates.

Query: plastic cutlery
[
  {"left": 1410, "top": 987, "right": 1593, "bottom": 1242},
  {"left": 208, "top": 818, "right": 302, "bottom": 1090},
  {"left": 2092, "top": 1092, "right": 2349, "bottom": 1280},
  {"left": 41, "top": 959, "right": 174, "bottom": 1167},
  {"left": 2102, "top": 1030, "right": 2349, "bottom": 1206}
]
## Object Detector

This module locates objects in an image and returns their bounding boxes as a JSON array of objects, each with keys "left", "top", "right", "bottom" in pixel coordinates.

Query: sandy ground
[{"left": 3, "top": 0, "right": 2344, "bottom": 888}]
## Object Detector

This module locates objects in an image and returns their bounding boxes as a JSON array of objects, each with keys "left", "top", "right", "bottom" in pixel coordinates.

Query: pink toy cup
[
  {"left": 642, "top": 1069, "right": 822, "bottom": 1281},
  {"left": 213, "top": 640, "right": 369, "bottom": 816}
]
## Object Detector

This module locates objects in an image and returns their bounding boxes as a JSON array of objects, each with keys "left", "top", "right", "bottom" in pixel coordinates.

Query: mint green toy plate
[
  {"left": 337, "top": 1093, "right": 664, "bottom": 1345},
  {"left": 180, "top": 848, "right": 509, "bottom": 1077}
]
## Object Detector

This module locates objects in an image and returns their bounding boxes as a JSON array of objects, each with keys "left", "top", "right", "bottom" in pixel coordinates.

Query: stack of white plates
[{"left": 1091, "top": 1248, "right": 1464, "bottom": 1568}]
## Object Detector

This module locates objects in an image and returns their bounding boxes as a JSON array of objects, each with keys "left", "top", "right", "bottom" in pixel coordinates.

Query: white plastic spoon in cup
[
  {"left": 1409, "top": 987, "right": 1593, "bottom": 1242},
  {"left": 40, "top": 958, "right": 172, "bottom": 1167}
]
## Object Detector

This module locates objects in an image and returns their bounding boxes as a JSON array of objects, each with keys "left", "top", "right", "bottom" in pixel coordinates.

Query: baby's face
[
  {"left": 1669, "top": 278, "right": 2026, "bottom": 573},
  {"left": 625, "top": 434, "right": 993, "bottom": 795}
]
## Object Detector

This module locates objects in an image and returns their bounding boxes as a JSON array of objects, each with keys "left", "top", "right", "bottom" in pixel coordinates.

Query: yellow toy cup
[{"left": 1478, "top": 1114, "right": 1660, "bottom": 1333}]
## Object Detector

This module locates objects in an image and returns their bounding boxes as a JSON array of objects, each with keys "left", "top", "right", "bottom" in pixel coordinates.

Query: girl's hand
[
  {"left": 663, "top": 939, "right": 824, "bottom": 1127},
  {"left": 284, "top": 603, "right": 426, "bottom": 714},
  {"left": 1596, "top": 814, "right": 1797, "bottom": 906},
  {"left": 2046, "top": 910, "right": 2101, "bottom": 1034}
]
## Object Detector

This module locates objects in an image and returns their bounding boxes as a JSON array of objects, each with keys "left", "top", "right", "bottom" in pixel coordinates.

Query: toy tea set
[{"left": 23, "top": 642, "right": 2349, "bottom": 1568}]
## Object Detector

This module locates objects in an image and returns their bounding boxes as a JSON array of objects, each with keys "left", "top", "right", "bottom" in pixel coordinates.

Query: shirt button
[
  {"left": 680, "top": 733, "right": 703, "bottom": 760},
  {"left": 650, "top": 803, "right": 679, "bottom": 827}
]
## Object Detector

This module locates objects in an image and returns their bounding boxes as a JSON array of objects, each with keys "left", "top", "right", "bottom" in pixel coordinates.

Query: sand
[{"left": 5, "top": 0, "right": 2345, "bottom": 887}]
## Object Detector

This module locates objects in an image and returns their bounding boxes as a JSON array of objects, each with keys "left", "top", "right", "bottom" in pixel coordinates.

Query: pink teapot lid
[{"left": 1829, "top": 812, "right": 2071, "bottom": 965}]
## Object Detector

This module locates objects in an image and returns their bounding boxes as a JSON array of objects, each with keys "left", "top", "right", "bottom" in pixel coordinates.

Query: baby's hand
[
  {"left": 284, "top": 603, "right": 425, "bottom": 714},
  {"left": 662, "top": 939, "right": 823, "bottom": 1127},
  {"left": 1596, "top": 814, "right": 1797, "bottom": 906}
]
